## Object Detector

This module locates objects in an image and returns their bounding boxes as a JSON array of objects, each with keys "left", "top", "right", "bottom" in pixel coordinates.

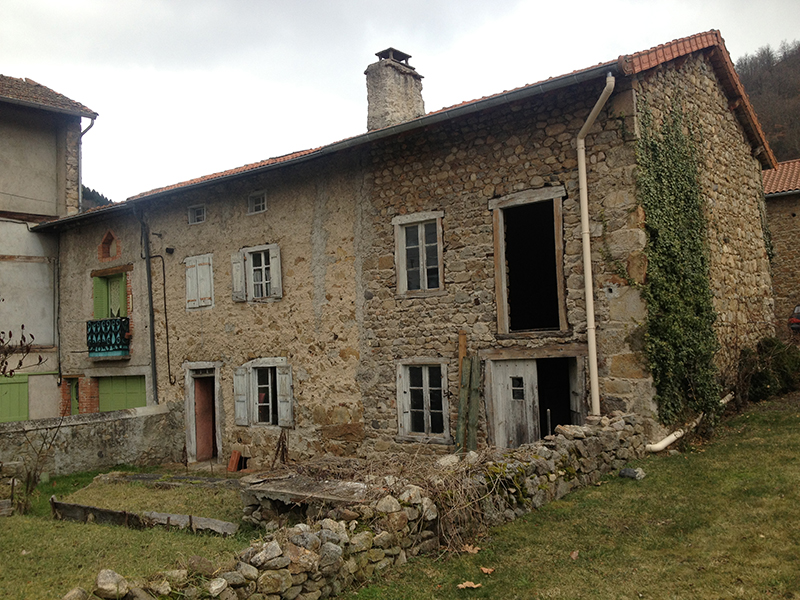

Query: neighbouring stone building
[
  {"left": 26, "top": 30, "right": 776, "bottom": 473},
  {"left": 764, "top": 158, "right": 800, "bottom": 335},
  {"left": 0, "top": 75, "right": 96, "bottom": 423}
]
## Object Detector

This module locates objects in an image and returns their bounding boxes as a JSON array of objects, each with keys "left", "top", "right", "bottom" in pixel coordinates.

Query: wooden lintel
[{"left": 90, "top": 263, "right": 134, "bottom": 278}]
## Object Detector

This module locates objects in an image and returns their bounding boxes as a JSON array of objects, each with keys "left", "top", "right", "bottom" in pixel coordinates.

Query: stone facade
[
  {"left": 766, "top": 191, "right": 800, "bottom": 334},
  {"left": 635, "top": 54, "right": 775, "bottom": 385},
  {"left": 40, "top": 34, "right": 776, "bottom": 472}
]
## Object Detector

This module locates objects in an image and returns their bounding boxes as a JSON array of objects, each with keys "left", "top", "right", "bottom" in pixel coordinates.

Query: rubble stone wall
[
  {"left": 765, "top": 192, "right": 800, "bottom": 337},
  {"left": 636, "top": 53, "right": 775, "bottom": 384}
]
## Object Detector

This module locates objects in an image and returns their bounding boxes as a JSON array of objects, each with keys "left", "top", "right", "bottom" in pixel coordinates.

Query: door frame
[
  {"left": 183, "top": 361, "right": 222, "bottom": 463},
  {"left": 480, "top": 345, "right": 588, "bottom": 448}
]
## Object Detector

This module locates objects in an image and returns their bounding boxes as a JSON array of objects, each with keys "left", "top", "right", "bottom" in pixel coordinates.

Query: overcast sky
[{"left": 3, "top": 0, "right": 799, "bottom": 202}]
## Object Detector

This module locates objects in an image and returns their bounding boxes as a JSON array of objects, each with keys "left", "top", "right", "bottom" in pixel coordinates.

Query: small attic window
[
  {"left": 98, "top": 230, "right": 120, "bottom": 261},
  {"left": 248, "top": 191, "right": 267, "bottom": 215},
  {"left": 188, "top": 205, "right": 206, "bottom": 225}
]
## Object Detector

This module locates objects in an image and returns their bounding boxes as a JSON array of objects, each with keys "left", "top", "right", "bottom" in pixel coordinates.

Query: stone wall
[
  {"left": 635, "top": 53, "right": 775, "bottom": 384},
  {"left": 0, "top": 404, "right": 183, "bottom": 476},
  {"left": 765, "top": 192, "right": 800, "bottom": 337},
  {"left": 61, "top": 411, "right": 654, "bottom": 600}
]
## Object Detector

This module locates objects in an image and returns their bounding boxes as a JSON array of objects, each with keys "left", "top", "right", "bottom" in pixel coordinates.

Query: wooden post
[
  {"left": 467, "top": 357, "right": 481, "bottom": 451},
  {"left": 455, "top": 356, "right": 472, "bottom": 453},
  {"left": 457, "top": 331, "right": 467, "bottom": 382}
]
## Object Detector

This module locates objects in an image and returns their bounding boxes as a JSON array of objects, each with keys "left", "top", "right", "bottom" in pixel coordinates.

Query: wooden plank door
[{"left": 491, "top": 360, "right": 539, "bottom": 448}]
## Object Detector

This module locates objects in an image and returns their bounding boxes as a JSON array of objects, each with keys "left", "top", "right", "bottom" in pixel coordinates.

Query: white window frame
[
  {"left": 188, "top": 205, "right": 206, "bottom": 225},
  {"left": 248, "top": 191, "right": 267, "bottom": 214},
  {"left": 392, "top": 211, "right": 445, "bottom": 297},
  {"left": 231, "top": 244, "right": 283, "bottom": 303},
  {"left": 184, "top": 253, "right": 214, "bottom": 309},
  {"left": 233, "top": 357, "right": 293, "bottom": 428},
  {"left": 396, "top": 357, "right": 451, "bottom": 443}
]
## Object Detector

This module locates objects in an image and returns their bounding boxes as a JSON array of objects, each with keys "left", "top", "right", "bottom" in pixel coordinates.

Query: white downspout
[
  {"left": 578, "top": 73, "right": 615, "bottom": 416},
  {"left": 646, "top": 393, "right": 733, "bottom": 452}
]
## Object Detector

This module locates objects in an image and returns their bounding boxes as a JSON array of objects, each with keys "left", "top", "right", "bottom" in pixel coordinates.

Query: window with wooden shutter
[
  {"left": 234, "top": 358, "right": 293, "bottom": 428},
  {"left": 93, "top": 273, "right": 127, "bottom": 318},
  {"left": 233, "top": 244, "right": 283, "bottom": 303},
  {"left": 185, "top": 254, "right": 214, "bottom": 309}
]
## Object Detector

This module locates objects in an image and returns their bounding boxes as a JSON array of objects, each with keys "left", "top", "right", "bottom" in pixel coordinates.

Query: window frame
[
  {"left": 396, "top": 358, "right": 451, "bottom": 443},
  {"left": 233, "top": 357, "right": 293, "bottom": 428},
  {"left": 184, "top": 253, "right": 214, "bottom": 310},
  {"left": 188, "top": 204, "right": 206, "bottom": 225},
  {"left": 489, "top": 187, "right": 568, "bottom": 335},
  {"left": 247, "top": 191, "right": 267, "bottom": 215},
  {"left": 93, "top": 272, "right": 128, "bottom": 319},
  {"left": 392, "top": 211, "right": 445, "bottom": 297},
  {"left": 231, "top": 244, "right": 283, "bottom": 303}
]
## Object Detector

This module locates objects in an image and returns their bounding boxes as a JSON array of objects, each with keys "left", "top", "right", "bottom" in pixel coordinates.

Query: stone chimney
[{"left": 365, "top": 48, "right": 424, "bottom": 131}]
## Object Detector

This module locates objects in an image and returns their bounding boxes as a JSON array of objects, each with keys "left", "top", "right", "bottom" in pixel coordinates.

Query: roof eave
[{"left": 0, "top": 96, "right": 98, "bottom": 120}]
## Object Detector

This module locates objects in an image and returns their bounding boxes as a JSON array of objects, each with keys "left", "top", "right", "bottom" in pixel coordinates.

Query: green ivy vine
[{"left": 636, "top": 97, "right": 721, "bottom": 426}]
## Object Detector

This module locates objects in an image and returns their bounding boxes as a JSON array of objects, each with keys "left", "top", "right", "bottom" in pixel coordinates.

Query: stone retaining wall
[
  {"left": 0, "top": 404, "right": 184, "bottom": 477},
  {"left": 62, "top": 411, "right": 657, "bottom": 599}
]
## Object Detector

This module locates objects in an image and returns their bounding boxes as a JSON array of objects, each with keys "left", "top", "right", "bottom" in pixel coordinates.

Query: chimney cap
[{"left": 375, "top": 48, "right": 413, "bottom": 66}]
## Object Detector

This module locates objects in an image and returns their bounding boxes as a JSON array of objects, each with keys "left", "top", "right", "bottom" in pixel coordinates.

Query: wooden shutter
[
  {"left": 93, "top": 277, "right": 109, "bottom": 319},
  {"left": 231, "top": 252, "right": 246, "bottom": 302},
  {"left": 0, "top": 375, "right": 29, "bottom": 423},
  {"left": 234, "top": 367, "right": 249, "bottom": 425},
  {"left": 276, "top": 364, "right": 293, "bottom": 427},
  {"left": 197, "top": 254, "right": 213, "bottom": 307},
  {"left": 116, "top": 274, "right": 128, "bottom": 317},
  {"left": 185, "top": 257, "right": 199, "bottom": 308},
  {"left": 269, "top": 246, "right": 283, "bottom": 299}
]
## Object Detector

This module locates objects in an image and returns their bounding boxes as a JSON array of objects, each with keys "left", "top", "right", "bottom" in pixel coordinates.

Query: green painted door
[
  {"left": 0, "top": 375, "right": 29, "bottom": 422},
  {"left": 70, "top": 379, "right": 79, "bottom": 415},
  {"left": 98, "top": 376, "right": 146, "bottom": 412}
]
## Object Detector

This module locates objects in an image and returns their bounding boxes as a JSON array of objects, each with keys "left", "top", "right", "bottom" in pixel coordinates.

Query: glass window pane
[
  {"left": 426, "top": 268, "right": 439, "bottom": 289},
  {"left": 430, "top": 412, "right": 444, "bottom": 434},
  {"left": 410, "top": 388, "right": 424, "bottom": 410},
  {"left": 257, "top": 369, "right": 271, "bottom": 386},
  {"left": 410, "top": 410, "right": 425, "bottom": 433},
  {"left": 428, "top": 366, "right": 441, "bottom": 388},
  {"left": 409, "top": 366, "right": 423, "bottom": 387},
  {"left": 407, "top": 267, "right": 421, "bottom": 290},
  {"left": 404, "top": 225, "right": 419, "bottom": 247},
  {"left": 258, "top": 403, "right": 270, "bottom": 423},
  {"left": 424, "top": 222, "right": 437, "bottom": 244},
  {"left": 406, "top": 246, "right": 420, "bottom": 270},
  {"left": 251, "top": 252, "right": 262, "bottom": 267},
  {"left": 429, "top": 389, "right": 442, "bottom": 412}
]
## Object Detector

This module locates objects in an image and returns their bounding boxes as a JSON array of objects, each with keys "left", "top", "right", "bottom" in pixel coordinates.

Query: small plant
[
  {"left": 15, "top": 419, "right": 63, "bottom": 514},
  {"left": 737, "top": 337, "right": 800, "bottom": 405}
]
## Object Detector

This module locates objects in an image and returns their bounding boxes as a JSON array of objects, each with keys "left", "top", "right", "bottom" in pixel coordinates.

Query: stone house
[
  {"left": 0, "top": 75, "right": 96, "bottom": 422},
  {"left": 764, "top": 158, "right": 800, "bottom": 333},
  {"left": 33, "top": 30, "right": 776, "bottom": 471}
]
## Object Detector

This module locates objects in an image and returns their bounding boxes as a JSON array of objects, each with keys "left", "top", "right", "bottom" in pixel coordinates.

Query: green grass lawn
[
  {"left": 2, "top": 394, "right": 799, "bottom": 599},
  {"left": 345, "top": 394, "right": 800, "bottom": 600}
]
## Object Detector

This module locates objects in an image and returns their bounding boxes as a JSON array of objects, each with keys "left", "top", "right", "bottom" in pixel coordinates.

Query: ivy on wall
[{"left": 636, "top": 98, "right": 721, "bottom": 426}]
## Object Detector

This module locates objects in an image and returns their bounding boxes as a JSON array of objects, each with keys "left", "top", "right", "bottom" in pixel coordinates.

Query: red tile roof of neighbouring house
[
  {"left": 34, "top": 30, "right": 776, "bottom": 231},
  {"left": 764, "top": 158, "right": 800, "bottom": 195},
  {"left": 0, "top": 74, "right": 97, "bottom": 118}
]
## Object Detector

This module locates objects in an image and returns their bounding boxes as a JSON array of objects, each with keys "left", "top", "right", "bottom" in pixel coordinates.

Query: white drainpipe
[
  {"left": 646, "top": 393, "right": 734, "bottom": 452},
  {"left": 578, "top": 73, "right": 615, "bottom": 416}
]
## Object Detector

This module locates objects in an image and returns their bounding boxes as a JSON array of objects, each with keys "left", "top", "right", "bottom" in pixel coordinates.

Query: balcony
[{"left": 87, "top": 318, "right": 130, "bottom": 358}]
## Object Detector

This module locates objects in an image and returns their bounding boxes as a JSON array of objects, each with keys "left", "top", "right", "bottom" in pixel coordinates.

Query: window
[
  {"left": 185, "top": 254, "right": 214, "bottom": 309},
  {"left": 98, "top": 376, "right": 146, "bottom": 412},
  {"left": 233, "top": 358, "right": 293, "bottom": 427},
  {"left": 392, "top": 211, "right": 444, "bottom": 296},
  {"left": 98, "top": 230, "right": 120, "bottom": 261},
  {"left": 490, "top": 187, "right": 567, "bottom": 334},
  {"left": 231, "top": 244, "right": 283, "bottom": 302},
  {"left": 188, "top": 205, "right": 206, "bottom": 225},
  {"left": 248, "top": 191, "right": 267, "bottom": 214},
  {"left": 93, "top": 273, "right": 127, "bottom": 318},
  {"left": 396, "top": 359, "right": 450, "bottom": 441}
]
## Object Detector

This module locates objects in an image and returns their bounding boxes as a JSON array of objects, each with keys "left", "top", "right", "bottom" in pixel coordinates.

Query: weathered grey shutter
[
  {"left": 231, "top": 252, "right": 246, "bottom": 302},
  {"left": 185, "top": 257, "right": 199, "bottom": 308},
  {"left": 197, "top": 254, "right": 213, "bottom": 307},
  {"left": 276, "top": 364, "right": 293, "bottom": 427},
  {"left": 234, "top": 367, "right": 249, "bottom": 426},
  {"left": 269, "top": 246, "right": 282, "bottom": 299}
]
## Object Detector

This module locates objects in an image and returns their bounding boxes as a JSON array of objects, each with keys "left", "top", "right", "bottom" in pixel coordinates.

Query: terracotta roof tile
[
  {"left": 0, "top": 74, "right": 97, "bottom": 118},
  {"left": 764, "top": 159, "right": 800, "bottom": 195}
]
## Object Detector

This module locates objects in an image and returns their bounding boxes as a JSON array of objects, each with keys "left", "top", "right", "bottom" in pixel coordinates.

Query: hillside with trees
[{"left": 736, "top": 41, "right": 800, "bottom": 162}]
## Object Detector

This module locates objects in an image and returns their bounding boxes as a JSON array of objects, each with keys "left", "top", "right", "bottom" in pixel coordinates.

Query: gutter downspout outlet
[{"left": 578, "top": 73, "right": 615, "bottom": 417}]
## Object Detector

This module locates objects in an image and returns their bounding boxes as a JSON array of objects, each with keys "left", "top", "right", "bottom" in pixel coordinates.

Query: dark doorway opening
[
  {"left": 504, "top": 200, "right": 559, "bottom": 331},
  {"left": 537, "top": 357, "right": 572, "bottom": 436},
  {"left": 194, "top": 377, "right": 217, "bottom": 462}
]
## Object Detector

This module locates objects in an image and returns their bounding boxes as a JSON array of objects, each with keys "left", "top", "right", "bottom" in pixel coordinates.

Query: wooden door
[
  {"left": 194, "top": 377, "right": 216, "bottom": 461},
  {"left": 491, "top": 359, "right": 539, "bottom": 448}
]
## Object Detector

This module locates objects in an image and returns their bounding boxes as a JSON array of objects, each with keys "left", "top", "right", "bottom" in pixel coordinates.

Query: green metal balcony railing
[{"left": 87, "top": 317, "right": 130, "bottom": 357}]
